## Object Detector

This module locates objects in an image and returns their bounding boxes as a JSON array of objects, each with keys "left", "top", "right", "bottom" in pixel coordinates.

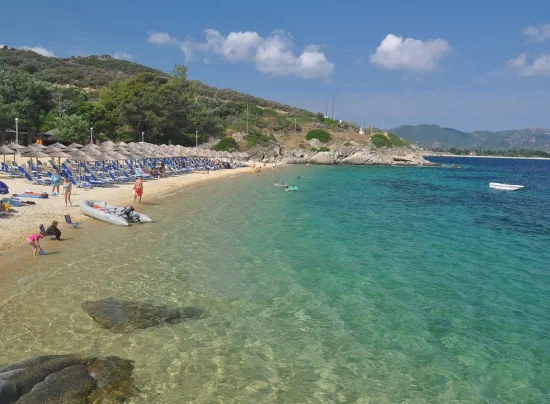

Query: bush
[
  {"left": 245, "top": 132, "right": 275, "bottom": 148},
  {"left": 310, "top": 147, "right": 318, "bottom": 152},
  {"left": 306, "top": 129, "right": 332, "bottom": 143},
  {"left": 318, "top": 146, "right": 330, "bottom": 152},
  {"left": 344, "top": 142, "right": 352, "bottom": 146},
  {"left": 371, "top": 132, "right": 408, "bottom": 148},
  {"left": 212, "top": 136, "right": 239, "bottom": 151}
]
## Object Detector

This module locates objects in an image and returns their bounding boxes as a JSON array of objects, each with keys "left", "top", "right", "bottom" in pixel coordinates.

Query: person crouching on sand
[
  {"left": 28, "top": 231, "right": 45, "bottom": 256},
  {"left": 46, "top": 221, "right": 62, "bottom": 241},
  {"left": 134, "top": 176, "right": 143, "bottom": 205}
]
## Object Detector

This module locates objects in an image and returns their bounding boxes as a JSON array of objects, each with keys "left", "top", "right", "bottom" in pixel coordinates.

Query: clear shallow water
[{"left": 1, "top": 158, "right": 549, "bottom": 403}]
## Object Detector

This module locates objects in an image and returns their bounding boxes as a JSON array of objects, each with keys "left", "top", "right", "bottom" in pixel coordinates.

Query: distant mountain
[{"left": 391, "top": 124, "right": 550, "bottom": 152}]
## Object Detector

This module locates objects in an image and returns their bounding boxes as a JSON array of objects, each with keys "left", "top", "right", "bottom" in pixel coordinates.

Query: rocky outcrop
[
  {"left": 277, "top": 143, "right": 435, "bottom": 166},
  {"left": 81, "top": 297, "right": 203, "bottom": 333},
  {"left": 0, "top": 355, "right": 134, "bottom": 403}
]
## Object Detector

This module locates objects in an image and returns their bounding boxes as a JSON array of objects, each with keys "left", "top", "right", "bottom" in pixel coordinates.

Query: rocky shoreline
[{"left": 247, "top": 141, "right": 436, "bottom": 166}]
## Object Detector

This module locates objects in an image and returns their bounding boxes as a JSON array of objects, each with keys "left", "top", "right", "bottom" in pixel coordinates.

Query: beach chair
[
  {"left": 64, "top": 215, "right": 80, "bottom": 228},
  {"left": 18, "top": 166, "right": 49, "bottom": 185}
]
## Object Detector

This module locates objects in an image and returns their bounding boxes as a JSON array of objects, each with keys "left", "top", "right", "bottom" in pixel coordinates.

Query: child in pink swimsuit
[{"left": 28, "top": 232, "right": 45, "bottom": 256}]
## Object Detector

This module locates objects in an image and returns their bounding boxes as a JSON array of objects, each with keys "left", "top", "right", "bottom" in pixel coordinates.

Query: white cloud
[
  {"left": 523, "top": 24, "right": 550, "bottom": 42},
  {"left": 113, "top": 51, "right": 133, "bottom": 60},
  {"left": 20, "top": 46, "right": 55, "bottom": 57},
  {"left": 148, "top": 31, "right": 178, "bottom": 45},
  {"left": 507, "top": 53, "right": 550, "bottom": 76},
  {"left": 178, "top": 29, "right": 333, "bottom": 79},
  {"left": 370, "top": 34, "right": 450, "bottom": 72}
]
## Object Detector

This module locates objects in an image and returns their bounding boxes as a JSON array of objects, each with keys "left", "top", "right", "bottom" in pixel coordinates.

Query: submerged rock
[
  {"left": 0, "top": 354, "right": 134, "bottom": 403},
  {"left": 81, "top": 297, "right": 203, "bottom": 332}
]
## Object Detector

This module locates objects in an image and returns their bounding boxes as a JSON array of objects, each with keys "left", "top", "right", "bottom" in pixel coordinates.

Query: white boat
[
  {"left": 80, "top": 200, "right": 152, "bottom": 226},
  {"left": 489, "top": 183, "right": 524, "bottom": 191}
]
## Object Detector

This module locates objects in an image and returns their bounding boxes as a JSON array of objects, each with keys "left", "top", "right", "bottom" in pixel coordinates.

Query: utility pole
[
  {"left": 15, "top": 117, "right": 19, "bottom": 144},
  {"left": 195, "top": 130, "right": 198, "bottom": 147},
  {"left": 90, "top": 127, "right": 93, "bottom": 144},
  {"left": 332, "top": 97, "right": 335, "bottom": 119},
  {"left": 246, "top": 104, "right": 249, "bottom": 134},
  {"left": 142, "top": 131, "right": 144, "bottom": 143}
]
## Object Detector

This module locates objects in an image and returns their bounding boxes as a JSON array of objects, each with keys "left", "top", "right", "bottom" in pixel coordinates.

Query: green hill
[
  {"left": 0, "top": 46, "right": 314, "bottom": 118},
  {"left": 0, "top": 47, "right": 162, "bottom": 88},
  {"left": 392, "top": 124, "right": 550, "bottom": 152}
]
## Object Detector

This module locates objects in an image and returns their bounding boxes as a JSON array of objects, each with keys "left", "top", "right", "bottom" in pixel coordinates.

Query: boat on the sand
[
  {"left": 80, "top": 200, "right": 152, "bottom": 226},
  {"left": 489, "top": 183, "right": 524, "bottom": 191}
]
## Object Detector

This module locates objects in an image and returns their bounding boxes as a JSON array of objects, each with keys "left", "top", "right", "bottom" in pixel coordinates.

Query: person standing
[
  {"left": 51, "top": 169, "right": 61, "bottom": 195},
  {"left": 63, "top": 177, "right": 72, "bottom": 207},
  {"left": 134, "top": 176, "right": 143, "bottom": 205}
]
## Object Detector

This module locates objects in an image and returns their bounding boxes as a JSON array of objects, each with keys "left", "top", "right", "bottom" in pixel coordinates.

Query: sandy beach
[{"left": 1, "top": 157, "right": 253, "bottom": 251}]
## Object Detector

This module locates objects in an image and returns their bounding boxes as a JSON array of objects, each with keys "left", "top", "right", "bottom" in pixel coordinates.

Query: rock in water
[
  {"left": 0, "top": 355, "right": 134, "bottom": 403},
  {"left": 81, "top": 297, "right": 203, "bottom": 332}
]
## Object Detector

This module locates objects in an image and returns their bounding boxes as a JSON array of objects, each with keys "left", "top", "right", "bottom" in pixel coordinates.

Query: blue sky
[{"left": 1, "top": 0, "right": 550, "bottom": 131}]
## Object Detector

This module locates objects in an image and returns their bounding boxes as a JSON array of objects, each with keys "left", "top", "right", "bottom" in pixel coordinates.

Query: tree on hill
[
  {"left": 99, "top": 71, "right": 194, "bottom": 143},
  {"left": 55, "top": 114, "right": 90, "bottom": 143},
  {"left": 0, "top": 71, "right": 52, "bottom": 144}
]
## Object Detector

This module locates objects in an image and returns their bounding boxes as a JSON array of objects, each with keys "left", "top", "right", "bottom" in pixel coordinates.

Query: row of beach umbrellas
[{"left": 0, "top": 141, "right": 248, "bottom": 166}]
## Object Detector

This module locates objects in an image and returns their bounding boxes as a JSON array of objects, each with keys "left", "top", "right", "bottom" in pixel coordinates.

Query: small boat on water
[
  {"left": 80, "top": 200, "right": 152, "bottom": 226},
  {"left": 489, "top": 183, "right": 524, "bottom": 191}
]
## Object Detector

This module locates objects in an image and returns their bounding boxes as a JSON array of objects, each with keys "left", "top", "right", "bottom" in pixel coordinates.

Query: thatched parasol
[
  {"left": 67, "top": 142, "right": 84, "bottom": 148},
  {"left": 81, "top": 143, "right": 99, "bottom": 152},
  {"left": 5, "top": 142, "right": 26, "bottom": 151},
  {"left": 73, "top": 154, "right": 98, "bottom": 181},
  {"left": 49, "top": 142, "right": 67, "bottom": 149},
  {"left": 0, "top": 145, "right": 16, "bottom": 165},
  {"left": 47, "top": 150, "right": 71, "bottom": 168}
]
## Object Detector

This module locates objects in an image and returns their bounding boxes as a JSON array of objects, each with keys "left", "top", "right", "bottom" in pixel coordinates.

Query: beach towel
[
  {"left": 16, "top": 192, "right": 48, "bottom": 199},
  {"left": 0, "top": 181, "right": 8, "bottom": 195}
]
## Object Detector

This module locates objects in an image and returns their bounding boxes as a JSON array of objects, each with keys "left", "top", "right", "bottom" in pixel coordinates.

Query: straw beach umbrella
[
  {"left": 0, "top": 145, "right": 16, "bottom": 166},
  {"left": 73, "top": 154, "right": 97, "bottom": 182},
  {"left": 5, "top": 142, "right": 26, "bottom": 151},
  {"left": 47, "top": 150, "right": 71, "bottom": 169},
  {"left": 49, "top": 142, "right": 67, "bottom": 149},
  {"left": 21, "top": 149, "right": 49, "bottom": 171},
  {"left": 67, "top": 142, "right": 84, "bottom": 148},
  {"left": 81, "top": 143, "right": 99, "bottom": 152}
]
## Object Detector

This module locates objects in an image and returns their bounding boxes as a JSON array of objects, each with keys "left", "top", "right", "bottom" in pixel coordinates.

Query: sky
[{"left": 1, "top": 0, "right": 550, "bottom": 131}]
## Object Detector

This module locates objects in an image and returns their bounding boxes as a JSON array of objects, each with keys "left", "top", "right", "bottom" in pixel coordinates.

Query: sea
[{"left": 0, "top": 156, "right": 549, "bottom": 403}]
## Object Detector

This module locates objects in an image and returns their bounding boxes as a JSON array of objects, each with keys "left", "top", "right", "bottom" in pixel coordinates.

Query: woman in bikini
[
  {"left": 51, "top": 169, "right": 61, "bottom": 195},
  {"left": 28, "top": 231, "right": 45, "bottom": 256},
  {"left": 63, "top": 177, "right": 72, "bottom": 207},
  {"left": 134, "top": 176, "right": 143, "bottom": 205}
]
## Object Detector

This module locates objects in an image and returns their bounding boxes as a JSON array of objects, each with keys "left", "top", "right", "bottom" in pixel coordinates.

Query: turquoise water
[{"left": 1, "top": 158, "right": 549, "bottom": 403}]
